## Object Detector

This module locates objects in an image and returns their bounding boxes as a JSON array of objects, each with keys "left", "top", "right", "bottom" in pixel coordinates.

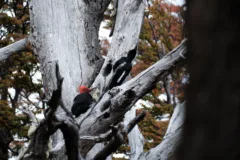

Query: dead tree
[{"left": 0, "top": 0, "right": 187, "bottom": 159}]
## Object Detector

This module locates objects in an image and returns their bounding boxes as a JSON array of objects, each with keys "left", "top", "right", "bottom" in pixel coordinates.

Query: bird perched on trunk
[
  {"left": 71, "top": 86, "right": 94, "bottom": 118},
  {"left": 108, "top": 48, "right": 137, "bottom": 90}
]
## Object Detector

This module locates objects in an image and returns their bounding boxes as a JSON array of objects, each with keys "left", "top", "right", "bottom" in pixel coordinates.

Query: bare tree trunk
[
  {"left": 28, "top": 1, "right": 110, "bottom": 158},
  {"left": 29, "top": 0, "right": 108, "bottom": 105}
]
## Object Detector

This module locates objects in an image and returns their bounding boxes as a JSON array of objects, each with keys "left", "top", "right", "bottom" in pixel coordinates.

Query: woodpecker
[
  {"left": 71, "top": 86, "right": 94, "bottom": 118},
  {"left": 108, "top": 48, "right": 137, "bottom": 90}
]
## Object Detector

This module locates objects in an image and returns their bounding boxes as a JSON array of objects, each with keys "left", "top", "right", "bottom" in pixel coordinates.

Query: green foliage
[
  {"left": 0, "top": 100, "right": 28, "bottom": 139},
  {"left": 137, "top": 109, "right": 169, "bottom": 151},
  {"left": 0, "top": 0, "right": 43, "bottom": 155}
]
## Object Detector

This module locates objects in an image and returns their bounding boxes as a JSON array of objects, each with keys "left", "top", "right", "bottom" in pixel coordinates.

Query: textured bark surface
[
  {"left": 29, "top": 0, "right": 110, "bottom": 106},
  {"left": 0, "top": 0, "right": 189, "bottom": 159},
  {"left": 91, "top": 0, "right": 145, "bottom": 96},
  {"left": 19, "top": 69, "right": 80, "bottom": 160},
  {"left": 123, "top": 107, "right": 144, "bottom": 160},
  {"left": 176, "top": 0, "right": 240, "bottom": 160},
  {"left": 28, "top": 1, "right": 110, "bottom": 158},
  {"left": 92, "top": 111, "right": 146, "bottom": 160},
  {"left": 0, "top": 38, "right": 27, "bottom": 61},
  {"left": 78, "top": 40, "right": 186, "bottom": 156}
]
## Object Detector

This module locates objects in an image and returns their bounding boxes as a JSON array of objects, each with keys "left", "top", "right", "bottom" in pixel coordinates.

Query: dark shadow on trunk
[{"left": 0, "top": 127, "right": 13, "bottom": 160}]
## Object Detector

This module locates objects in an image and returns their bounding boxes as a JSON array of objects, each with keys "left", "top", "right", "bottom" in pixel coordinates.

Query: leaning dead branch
[
  {"left": 20, "top": 107, "right": 38, "bottom": 126},
  {"left": 92, "top": 111, "right": 146, "bottom": 160},
  {"left": 79, "top": 39, "right": 187, "bottom": 155},
  {"left": 0, "top": 38, "right": 28, "bottom": 61},
  {"left": 79, "top": 130, "right": 113, "bottom": 143}
]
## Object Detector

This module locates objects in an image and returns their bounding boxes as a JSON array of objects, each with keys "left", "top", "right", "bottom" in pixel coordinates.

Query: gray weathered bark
[
  {"left": 0, "top": 38, "right": 27, "bottom": 61},
  {"left": 91, "top": 0, "right": 146, "bottom": 96},
  {"left": 28, "top": 1, "right": 111, "bottom": 158},
  {"left": 1, "top": 0, "right": 187, "bottom": 159},
  {"left": 123, "top": 107, "right": 145, "bottom": 160},
  {"left": 27, "top": 0, "right": 147, "bottom": 158},
  {"left": 124, "top": 102, "right": 185, "bottom": 160},
  {"left": 78, "top": 39, "right": 186, "bottom": 156},
  {"left": 3, "top": 38, "right": 186, "bottom": 159},
  {"left": 29, "top": 0, "right": 110, "bottom": 105}
]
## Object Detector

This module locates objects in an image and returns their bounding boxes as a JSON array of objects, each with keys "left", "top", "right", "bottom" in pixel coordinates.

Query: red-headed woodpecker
[{"left": 71, "top": 86, "right": 94, "bottom": 118}]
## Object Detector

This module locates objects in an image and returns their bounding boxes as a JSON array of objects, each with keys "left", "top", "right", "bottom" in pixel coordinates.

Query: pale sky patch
[
  {"left": 166, "top": 0, "right": 185, "bottom": 6},
  {"left": 99, "top": 21, "right": 112, "bottom": 42}
]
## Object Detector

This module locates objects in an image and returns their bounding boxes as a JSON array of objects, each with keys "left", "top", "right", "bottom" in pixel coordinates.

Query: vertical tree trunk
[
  {"left": 176, "top": 0, "right": 240, "bottom": 159},
  {"left": 29, "top": 2, "right": 110, "bottom": 157},
  {"left": 123, "top": 107, "right": 144, "bottom": 160},
  {"left": 0, "top": 127, "right": 13, "bottom": 160},
  {"left": 29, "top": 0, "right": 109, "bottom": 106}
]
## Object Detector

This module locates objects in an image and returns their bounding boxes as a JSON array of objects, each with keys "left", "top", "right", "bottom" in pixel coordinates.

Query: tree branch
[
  {"left": 91, "top": 0, "right": 146, "bottom": 97},
  {"left": 79, "top": 39, "right": 187, "bottom": 155},
  {"left": 123, "top": 107, "right": 145, "bottom": 160},
  {"left": 79, "top": 130, "right": 113, "bottom": 143},
  {"left": 0, "top": 38, "right": 28, "bottom": 61},
  {"left": 21, "top": 63, "right": 80, "bottom": 160},
  {"left": 93, "top": 111, "right": 146, "bottom": 160},
  {"left": 20, "top": 107, "right": 38, "bottom": 125},
  {"left": 124, "top": 111, "right": 146, "bottom": 133}
]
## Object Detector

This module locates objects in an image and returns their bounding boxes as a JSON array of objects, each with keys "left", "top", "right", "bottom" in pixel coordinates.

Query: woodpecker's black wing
[
  {"left": 71, "top": 93, "right": 93, "bottom": 118},
  {"left": 113, "top": 57, "right": 128, "bottom": 71},
  {"left": 103, "top": 62, "right": 112, "bottom": 77},
  {"left": 116, "top": 63, "right": 132, "bottom": 85},
  {"left": 109, "top": 61, "right": 132, "bottom": 89}
]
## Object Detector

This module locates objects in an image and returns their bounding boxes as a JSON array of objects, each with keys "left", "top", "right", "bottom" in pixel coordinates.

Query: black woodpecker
[
  {"left": 71, "top": 86, "right": 94, "bottom": 118},
  {"left": 108, "top": 48, "right": 137, "bottom": 89}
]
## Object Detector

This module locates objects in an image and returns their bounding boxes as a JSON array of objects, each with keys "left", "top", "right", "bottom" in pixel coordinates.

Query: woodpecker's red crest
[{"left": 79, "top": 86, "right": 91, "bottom": 93}]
